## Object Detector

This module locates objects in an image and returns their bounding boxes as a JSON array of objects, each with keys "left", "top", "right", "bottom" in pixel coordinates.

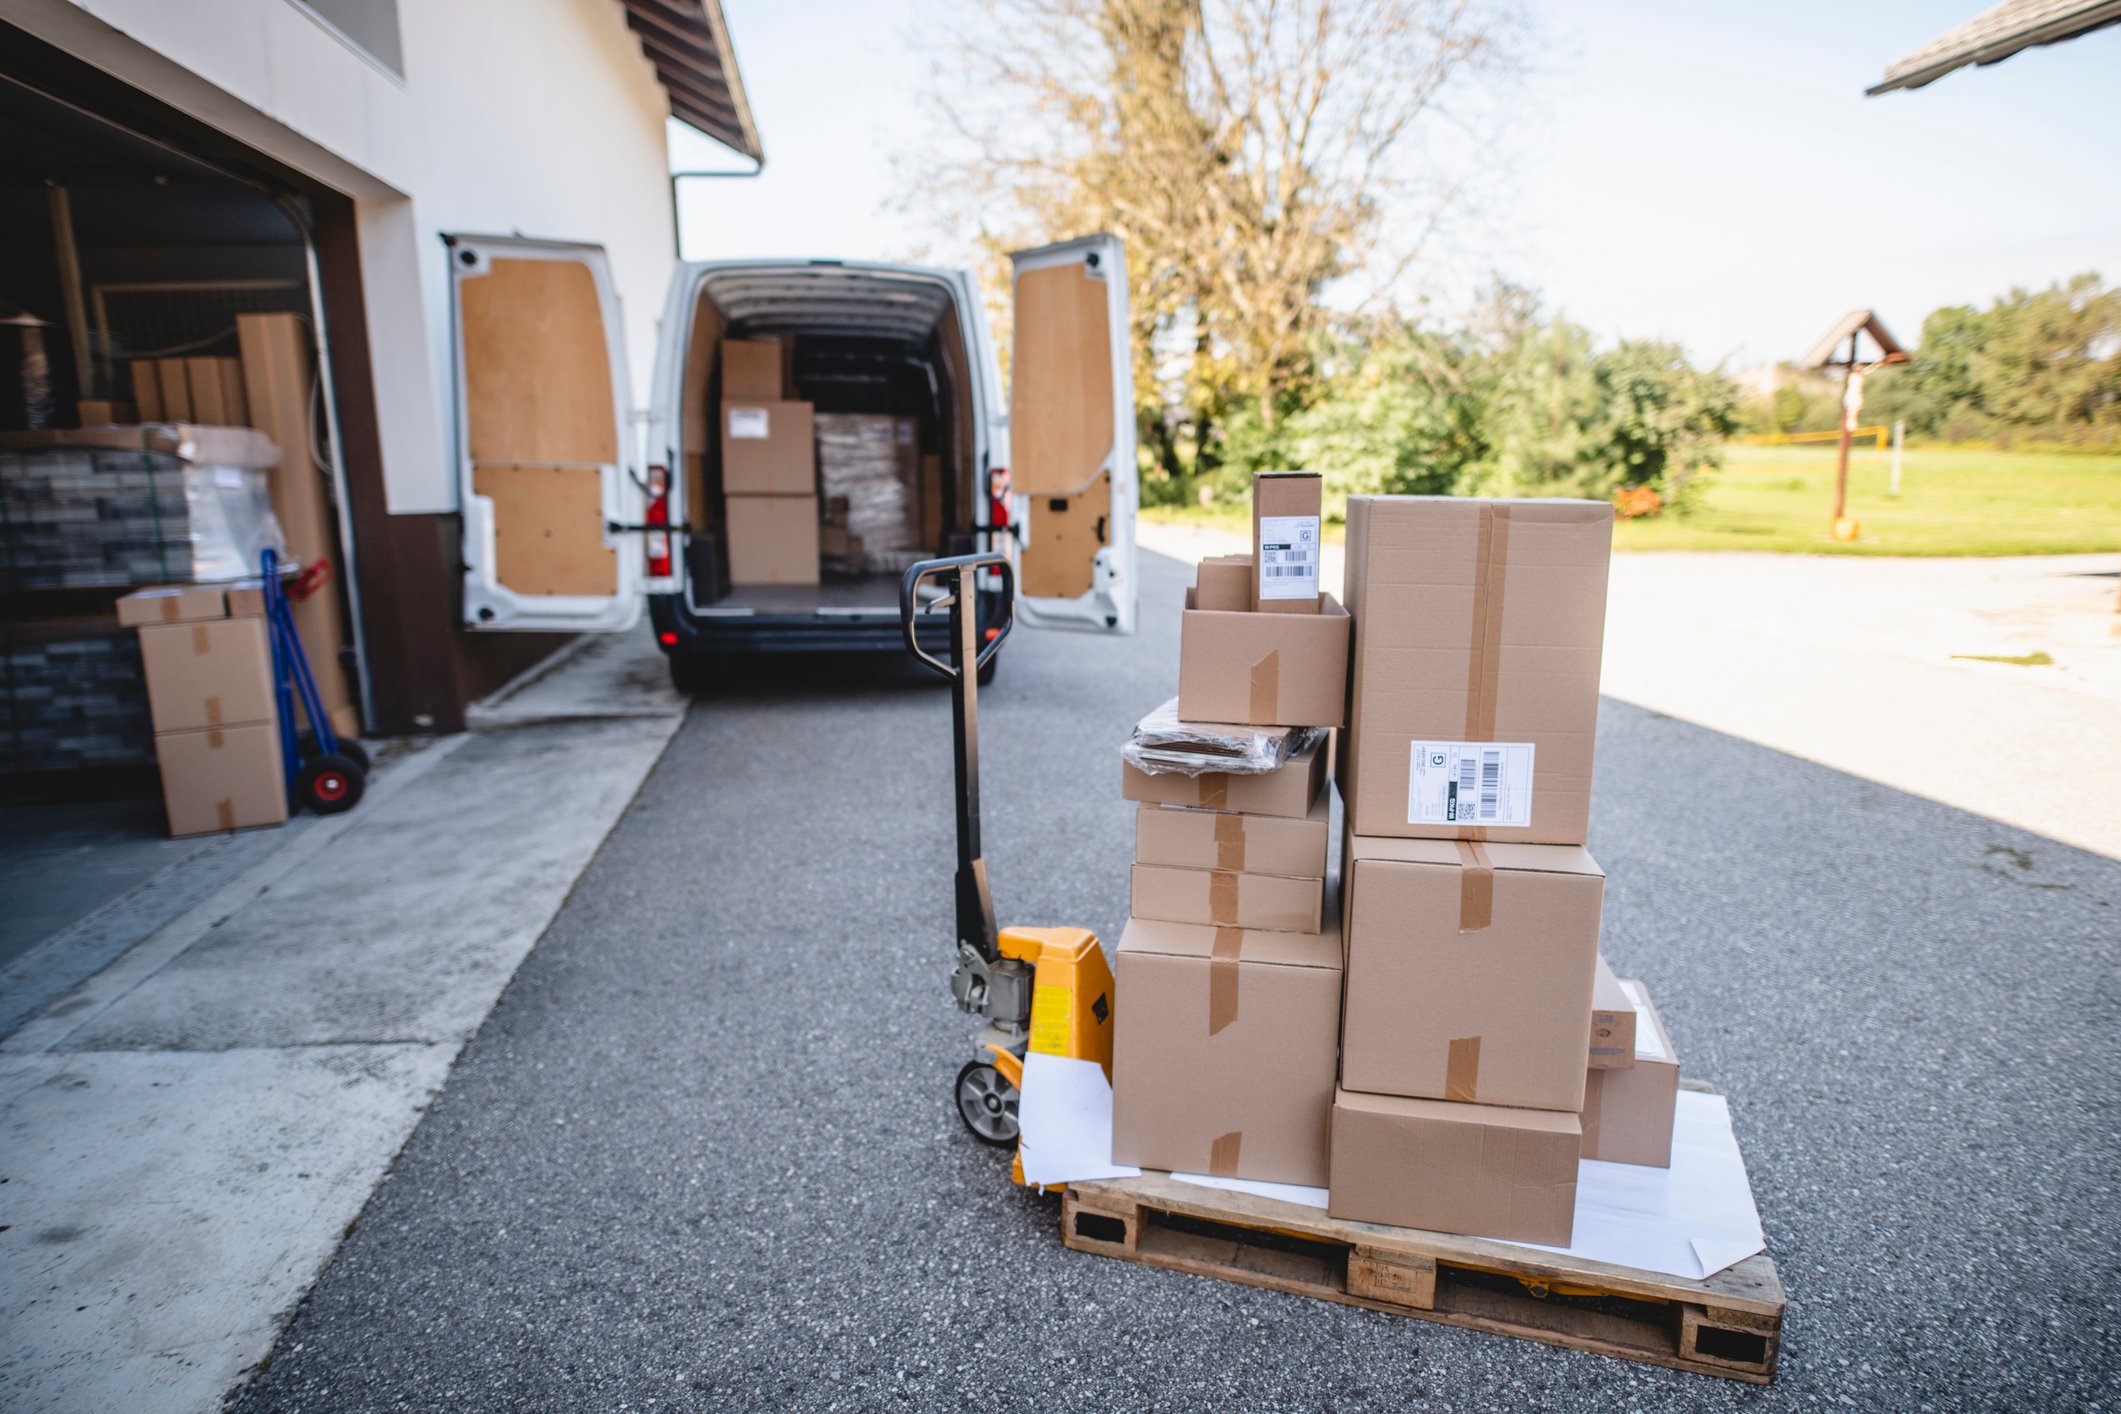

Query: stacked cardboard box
[
  {"left": 117, "top": 583, "right": 287, "bottom": 837},
  {"left": 720, "top": 338, "right": 819, "bottom": 586}
]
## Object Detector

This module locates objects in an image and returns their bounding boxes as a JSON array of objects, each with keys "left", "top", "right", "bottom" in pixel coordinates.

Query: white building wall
[{"left": 10, "top": 0, "right": 678, "bottom": 514}]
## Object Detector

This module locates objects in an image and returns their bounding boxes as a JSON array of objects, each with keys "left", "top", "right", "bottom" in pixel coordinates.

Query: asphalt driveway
[{"left": 234, "top": 548, "right": 2121, "bottom": 1411}]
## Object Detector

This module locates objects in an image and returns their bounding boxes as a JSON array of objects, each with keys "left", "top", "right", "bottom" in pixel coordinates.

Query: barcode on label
[
  {"left": 1264, "top": 564, "right": 1310, "bottom": 577},
  {"left": 1480, "top": 749, "right": 1500, "bottom": 820}
]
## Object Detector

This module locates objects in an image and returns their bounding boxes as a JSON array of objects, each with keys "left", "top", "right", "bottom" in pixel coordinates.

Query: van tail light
[
  {"left": 986, "top": 465, "right": 1010, "bottom": 577},
  {"left": 645, "top": 464, "right": 672, "bottom": 577}
]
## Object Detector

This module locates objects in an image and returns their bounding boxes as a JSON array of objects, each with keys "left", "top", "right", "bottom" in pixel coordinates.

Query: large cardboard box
[
  {"left": 1130, "top": 863, "right": 1324, "bottom": 934},
  {"left": 726, "top": 495, "right": 821, "bottom": 585},
  {"left": 1581, "top": 980, "right": 1680, "bottom": 1167},
  {"left": 1177, "top": 591, "right": 1349, "bottom": 728},
  {"left": 1252, "top": 472, "right": 1322, "bottom": 613},
  {"left": 1339, "top": 495, "right": 1612, "bottom": 844},
  {"left": 1122, "top": 735, "right": 1327, "bottom": 819},
  {"left": 1329, "top": 1089, "right": 1580, "bottom": 1245},
  {"left": 1112, "top": 912, "right": 1343, "bottom": 1187},
  {"left": 1588, "top": 953, "right": 1638, "bottom": 1070},
  {"left": 1134, "top": 793, "right": 1328, "bottom": 877},
  {"left": 137, "top": 617, "right": 277, "bottom": 733},
  {"left": 1341, "top": 834, "right": 1604, "bottom": 1112},
  {"left": 1194, "top": 554, "right": 1252, "bottom": 613},
  {"left": 721, "top": 400, "right": 816, "bottom": 496},
  {"left": 721, "top": 338, "right": 787, "bottom": 400},
  {"left": 154, "top": 722, "right": 289, "bottom": 836}
]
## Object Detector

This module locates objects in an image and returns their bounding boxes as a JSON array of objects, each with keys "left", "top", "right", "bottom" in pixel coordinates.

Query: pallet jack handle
[{"left": 900, "top": 553, "right": 1015, "bottom": 966}]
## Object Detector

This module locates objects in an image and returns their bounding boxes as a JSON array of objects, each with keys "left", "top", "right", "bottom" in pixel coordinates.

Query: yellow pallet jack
[{"left": 900, "top": 554, "right": 1113, "bottom": 1187}]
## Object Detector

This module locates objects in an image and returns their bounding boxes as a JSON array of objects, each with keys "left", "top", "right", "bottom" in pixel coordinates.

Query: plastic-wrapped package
[
  {"left": 816, "top": 413, "right": 915, "bottom": 573},
  {"left": 1122, "top": 697, "right": 1322, "bottom": 777},
  {"left": 185, "top": 463, "right": 286, "bottom": 582}
]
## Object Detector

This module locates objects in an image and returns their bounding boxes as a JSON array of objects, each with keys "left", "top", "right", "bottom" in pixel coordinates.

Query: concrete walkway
[
  {"left": 0, "top": 633, "right": 682, "bottom": 1413},
  {"left": 1139, "top": 522, "right": 2121, "bottom": 859}
]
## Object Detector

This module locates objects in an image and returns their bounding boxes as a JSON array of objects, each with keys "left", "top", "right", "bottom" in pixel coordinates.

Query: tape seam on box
[
  {"left": 215, "top": 799, "right": 235, "bottom": 831},
  {"left": 1248, "top": 648, "right": 1280, "bottom": 724},
  {"left": 1208, "top": 925, "right": 1242, "bottom": 1036},
  {"left": 1208, "top": 869, "right": 1240, "bottom": 926},
  {"left": 1453, "top": 839, "right": 1494, "bottom": 932},
  {"left": 1456, "top": 505, "right": 1512, "bottom": 841},
  {"left": 1445, "top": 1035, "right": 1481, "bottom": 1102},
  {"left": 1209, "top": 1130, "right": 1243, "bottom": 1177},
  {"left": 1213, "top": 811, "right": 1246, "bottom": 871}
]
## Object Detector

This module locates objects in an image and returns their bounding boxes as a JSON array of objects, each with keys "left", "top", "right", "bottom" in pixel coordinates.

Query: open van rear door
[
  {"left": 1007, "top": 234, "right": 1137, "bottom": 633},
  {"left": 450, "top": 235, "right": 642, "bottom": 632}
]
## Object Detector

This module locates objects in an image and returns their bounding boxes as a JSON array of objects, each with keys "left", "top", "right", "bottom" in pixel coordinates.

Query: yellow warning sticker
[{"left": 1028, "top": 983, "right": 1073, "bottom": 1057}]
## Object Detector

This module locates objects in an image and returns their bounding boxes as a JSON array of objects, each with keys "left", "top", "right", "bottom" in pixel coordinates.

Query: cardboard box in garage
[
  {"left": 154, "top": 722, "right": 288, "bottom": 837},
  {"left": 1122, "top": 734, "right": 1327, "bottom": 820},
  {"left": 721, "top": 400, "right": 816, "bottom": 496},
  {"left": 1111, "top": 912, "right": 1343, "bottom": 1188},
  {"left": 1133, "top": 791, "right": 1329, "bottom": 878},
  {"left": 1340, "top": 834, "right": 1604, "bottom": 1113},
  {"left": 1339, "top": 495, "right": 1612, "bottom": 844},
  {"left": 135, "top": 616, "right": 278, "bottom": 734},
  {"left": 1329, "top": 1089, "right": 1581, "bottom": 1245},
  {"left": 1129, "top": 862, "right": 1324, "bottom": 934},
  {"left": 1177, "top": 591, "right": 1349, "bottom": 728},
  {"left": 1581, "top": 979, "right": 1681, "bottom": 1168},
  {"left": 726, "top": 495, "right": 821, "bottom": 585},
  {"left": 1588, "top": 953, "right": 1638, "bottom": 1070}
]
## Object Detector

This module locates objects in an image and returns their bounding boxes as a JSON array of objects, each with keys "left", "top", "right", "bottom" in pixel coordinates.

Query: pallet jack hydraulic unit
[{"left": 900, "top": 554, "right": 1114, "bottom": 1186}]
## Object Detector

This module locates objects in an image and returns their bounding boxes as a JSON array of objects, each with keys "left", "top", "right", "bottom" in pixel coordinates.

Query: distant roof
[
  {"left": 1869, "top": 0, "right": 2121, "bottom": 94},
  {"left": 614, "top": 0, "right": 763, "bottom": 164},
  {"left": 1800, "top": 310, "right": 1908, "bottom": 369}
]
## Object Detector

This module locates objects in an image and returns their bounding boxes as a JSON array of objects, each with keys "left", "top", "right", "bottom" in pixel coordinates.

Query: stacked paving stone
[{"left": 0, "top": 619, "right": 155, "bottom": 774}]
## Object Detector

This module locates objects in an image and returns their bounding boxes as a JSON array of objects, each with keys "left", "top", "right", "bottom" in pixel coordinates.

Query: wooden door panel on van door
[
  {"left": 1021, "top": 471, "right": 1110, "bottom": 600},
  {"left": 1010, "top": 260, "right": 1115, "bottom": 497}
]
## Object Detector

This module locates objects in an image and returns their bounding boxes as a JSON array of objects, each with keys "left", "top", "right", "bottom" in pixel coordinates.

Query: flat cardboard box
[
  {"left": 1122, "top": 735, "right": 1327, "bottom": 820},
  {"left": 137, "top": 617, "right": 278, "bottom": 734},
  {"left": 721, "top": 338, "right": 787, "bottom": 400},
  {"left": 726, "top": 495, "right": 821, "bottom": 586},
  {"left": 1339, "top": 495, "right": 1612, "bottom": 844},
  {"left": 1177, "top": 591, "right": 1349, "bottom": 728},
  {"left": 1581, "top": 981, "right": 1680, "bottom": 1168},
  {"left": 1133, "top": 792, "right": 1329, "bottom": 878},
  {"left": 154, "top": 722, "right": 289, "bottom": 837},
  {"left": 1588, "top": 954, "right": 1638, "bottom": 1070},
  {"left": 1130, "top": 862, "right": 1324, "bottom": 934},
  {"left": 1195, "top": 554, "right": 1252, "bottom": 613},
  {"left": 1252, "top": 472, "right": 1323, "bottom": 613},
  {"left": 1341, "top": 834, "right": 1604, "bottom": 1112},
  {"left": 1111, "top": 912, "right": 1343, "bottom": 1187},
  {"left": 1328, "top": 1089, "right": 1580, "bottom": 1245},
  {"left": 721, "top": 400, "right": 817, "bottom": 496},
  {"left": 118, "top": 583, "right": 262, "bottom": 627}
]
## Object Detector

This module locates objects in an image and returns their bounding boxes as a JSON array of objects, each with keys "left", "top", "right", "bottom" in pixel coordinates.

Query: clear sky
[{"left": 676, "top": 0, "right": 2121, "bottom": 369}]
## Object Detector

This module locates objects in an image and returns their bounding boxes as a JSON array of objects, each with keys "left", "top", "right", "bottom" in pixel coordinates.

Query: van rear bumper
[{"left": 649, "top": 594, "right": 993, "bottom": 657}]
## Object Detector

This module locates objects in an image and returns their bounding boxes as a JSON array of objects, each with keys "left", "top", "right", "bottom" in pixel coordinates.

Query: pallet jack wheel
[
  {"left": 954, "top": 1059, "right": 1020, "bottom": 1147},
  {"left": 296, "top": 753, "right": 366, "bottom": 815}
]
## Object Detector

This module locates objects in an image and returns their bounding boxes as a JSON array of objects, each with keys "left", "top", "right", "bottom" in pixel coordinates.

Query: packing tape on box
[
  {"left": 159, "top": 596, "right": 183, "bottom": 622},
  {"left": 1208, "top": 869, "right": 1240, "bottom": 926},
  {"left": 1208, "top": 925, "right": 1242, "bottom": 1035},
  {"left": 204, "top": 695, "right": 225, "bottom": 727},
  {"left": 1457, "top": 505, "right": 1513, "bottom": 842},
  {"left": 1453, "top": 840, "right": 1494, "bottom": 931},
  {"left": 192, "top": 623, "right": 212, "bottom": 654},
  {"left": 1198, "top": 775, "right": 1228, "bottom": 810},
  {"left": 1248, "top": 648, "right": 1281, "bottom": 724},
  {"left": 1446, "top": 1034, "right": 1482, "bottom": 1102},
  {"left": 206, "top": 728, "right": 225, "bottom": 749},
  {"left": 1213, "top": 812, "right": 1246, "bottom": 871},
  {"left": 1209, "top": 1130, "right": 1243, "bottom": 1177},
  {"left": 215, "top": 799, "right": 235, "bottom": 831}
]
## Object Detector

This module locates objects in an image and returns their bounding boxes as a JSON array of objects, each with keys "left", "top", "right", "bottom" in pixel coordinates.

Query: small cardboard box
[
  {"left": 722, "top": 400, "right": 817, "bottom": 496},
  {"left": 1112, "top": 912, "right": 1343, "bottom": 1187},
  {"left": 118, "top": 583, "right": 260, "bottom": 626},
  {"left": 1252, "top": 472, "right": 1322, "bottom": 613},
  {"left": 137, "top": 617, "right": 278, "bottom": 733},
  {"left": 1194, "top": 554, "right": 1252, "bottom": 613},
  {"left": 1581, "top": 980, "right": 1680, "bottom": 1168},
  {"left": 155, "top": 722, "right": 289, "bottom": 836},
  {"left": 1329, "top": 1089, "right": 1580, "bottom": 1245},
  {"left": 721, "top": 338, "right": 787, "bottom": 400},
  {"left": 1339, "top": 495, "right": 1612, "bottom": 844},
  {"left": 1588, "top": 953, "right": 1638, "bottom": 1070},
  {"left": 1341, "top": 834, "right": 1604, "bottom": 1112},
  {"left": 1122, "top": 735, "right": 1327, "bottom": 820},
  {"left": 1177, "top": 591, "right": 1349, "bottom": 728},
  {"left": 1130, "top": 862, "right": 1324, "bottom": 934},
  {"left": 726, "top": 495, "right": 821, "bottom": 585},
  {"left": 1134, "top": 792, "right": 1329, "bottom": 878}
]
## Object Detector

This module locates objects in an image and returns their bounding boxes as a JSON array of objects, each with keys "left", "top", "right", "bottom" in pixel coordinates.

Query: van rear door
[
  {"left": 449, "top": 235, "right": 642, "bottom": 632},
  {"left": 1007, "top": 234, "right": 1137, "bottom": 633}
]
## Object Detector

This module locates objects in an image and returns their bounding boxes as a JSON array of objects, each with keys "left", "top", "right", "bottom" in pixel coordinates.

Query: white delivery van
[{"left": 445, "top": 233, "right": 1138, "bottom": 687}]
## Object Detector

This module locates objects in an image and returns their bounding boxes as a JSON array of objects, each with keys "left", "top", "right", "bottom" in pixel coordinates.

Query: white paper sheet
[
  {"left": 1620, "top": 979, "right": 1670, "bottom": 1060},
  {"left": 1170, "top": 1172, "right": 1330, "bottom": 1209},
  {"left": 1015, "top": 1052, "right": 1140, "bottom": 1188}
]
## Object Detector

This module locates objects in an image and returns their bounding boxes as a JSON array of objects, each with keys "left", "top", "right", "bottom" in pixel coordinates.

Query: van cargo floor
[{"left": 701, "top": 580, "right": 905, "bottom": 615}]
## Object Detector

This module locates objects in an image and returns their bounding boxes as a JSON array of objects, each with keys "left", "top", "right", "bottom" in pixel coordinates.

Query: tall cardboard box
[
  {"left": 1134, "top": 792, "right": 1329, "bottom": 877},
  {"left": 726, "top": 495, "right": 821, "bottom": 585},
  {"left": 1329, "top": 1089, "right": 1580, "bottom": 1245},
  {"left": 1581, "top": 980, "right": 1681, "bottom": 1167},
  {"left": 1251, "top": 472, "right": 1322, "bottom": 612},
  {"left": 1122, "top": 735, "right": 1327, "bottom": 819},
  {"left": 722, "top": 400, "right": 817, "bottom": 496},
  {"left": 136, "top": 617, "right": 279, "bottom": 734},
  {"left": 1339, "top": 495, "right": 1612, "bottom": 845},
  {"left": 721, "top": 338, "right": 787, "bottom": 400},
  {"left": 155, "top": 723, "right": 289, "bottom": 836},
  {"left": 1341, "top": 834, "right": 1604, "bottom": 1113},
  {"left": 1177, "top": 591, "right": 1349, "bottom": 727},
  {"left": 1112, "top": 912, "right": 1343, "bottom": 1187}
]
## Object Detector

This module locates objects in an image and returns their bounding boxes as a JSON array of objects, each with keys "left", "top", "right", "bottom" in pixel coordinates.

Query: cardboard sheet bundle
[{"left": 1110, "top": 478, "right": 1691, "bottom": 1250}]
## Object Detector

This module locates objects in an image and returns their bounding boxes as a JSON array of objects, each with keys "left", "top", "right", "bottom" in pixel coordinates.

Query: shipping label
[
  {"left": 1256, "top": 515, "right": 1321, "bottom": 600},
  {"left": 1406, "top": 740, "right": 1536, "bottom": 828},
  {"left": 727, "top": 407, "right": 769, "bottom": 439}
]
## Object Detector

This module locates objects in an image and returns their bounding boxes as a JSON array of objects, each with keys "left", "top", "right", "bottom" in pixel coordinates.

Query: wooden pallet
[{"left": 1062, "top": 1171, "right": 1783, "bottom": 1383}]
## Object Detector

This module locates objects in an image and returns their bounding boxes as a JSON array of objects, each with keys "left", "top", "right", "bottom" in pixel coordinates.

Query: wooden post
[
  {"left": 1889, "top": 419, "right": 1904, "bottom": 497},
  {"left": 1832, "top": 333, "right": 1857, "bottom": 524}
]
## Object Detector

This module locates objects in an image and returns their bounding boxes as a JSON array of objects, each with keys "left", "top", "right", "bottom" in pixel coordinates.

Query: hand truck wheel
[{"left": 295, "top": 752, "right": 367, "bottom": 814}]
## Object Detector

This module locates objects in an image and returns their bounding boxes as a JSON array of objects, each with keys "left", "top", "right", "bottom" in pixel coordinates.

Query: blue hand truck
[{"left": 261, "top": 547, "right": 368, "bottom": 814}]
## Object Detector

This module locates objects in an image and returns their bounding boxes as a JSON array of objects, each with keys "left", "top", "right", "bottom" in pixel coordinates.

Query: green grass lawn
[{"left": 1140, "top": 446, "right": 2121, "bottom": 556}]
